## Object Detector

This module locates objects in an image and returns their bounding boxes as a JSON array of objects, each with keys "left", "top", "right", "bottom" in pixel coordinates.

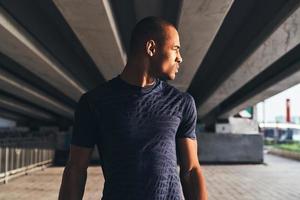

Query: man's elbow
[
  {"left": 180, "top": 164, "right": 202, "bottom": 181},
  {"left": 180, "top": 164, "right": 208, "bottom": 200},
  {"left": 65, "top": 161, "right": 88, "bottom": 173},
  {"left": 60, "top": 163, "right": 88, "bottom": 187},
  {"left": 59, "top": 164, "right": 88, "bottom": 200}
]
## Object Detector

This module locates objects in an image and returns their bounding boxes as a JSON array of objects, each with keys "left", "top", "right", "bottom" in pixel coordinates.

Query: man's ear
[{"left": 146, "top": 40, "right": 156, "bottom": 57}]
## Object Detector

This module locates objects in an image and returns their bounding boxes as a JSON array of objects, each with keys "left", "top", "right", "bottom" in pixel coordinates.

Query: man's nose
[{"left": 176, "top": 54, "right": 183, "bottom": 64}]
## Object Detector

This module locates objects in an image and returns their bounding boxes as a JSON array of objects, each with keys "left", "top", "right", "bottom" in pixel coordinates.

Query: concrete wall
[
  {"left": 197, "top": 133, "right": 263, "bottom": 164},
  {"left": 88, "top": 132, "right": 264, "bottom": 164}
]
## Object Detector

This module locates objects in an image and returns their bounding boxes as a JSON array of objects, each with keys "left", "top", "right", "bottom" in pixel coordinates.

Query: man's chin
[
  {"left": 158, "top": 73, "right": 176, "bottom": 81},
  {"left": 171, "top": 74, "right": 176, "bottom": 80},
  {"left": 166, "top": 73, "right": 176, "bottom": 81}
]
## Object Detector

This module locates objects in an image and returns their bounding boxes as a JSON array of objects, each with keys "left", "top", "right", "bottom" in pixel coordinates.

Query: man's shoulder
[
  {"left": 79, "top": 77, "right": 116, "bottom": 105},
  {"left": 162, "top": 81, "right": 196, "bottom": 110},
  {"left": 162, "top": 81, "right": 188, "bottom": 98}
]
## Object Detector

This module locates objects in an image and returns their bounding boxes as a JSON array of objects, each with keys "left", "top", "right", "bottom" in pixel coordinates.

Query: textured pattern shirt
[{"left": 71, "top": 74, "right": 198, "bottom": 200}]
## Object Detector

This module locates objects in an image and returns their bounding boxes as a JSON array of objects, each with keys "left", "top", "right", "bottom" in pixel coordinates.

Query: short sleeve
[
  {"left": 70, "top": 93, "right": 98, "bottom": 148},
  {"left": 176, "top": 93, "right": 197, "bottom": 140}
]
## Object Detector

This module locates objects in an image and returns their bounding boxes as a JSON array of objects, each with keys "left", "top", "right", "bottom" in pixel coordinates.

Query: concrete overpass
[{"left": 0, "top": 0, "right": 300, "bottom": 131}]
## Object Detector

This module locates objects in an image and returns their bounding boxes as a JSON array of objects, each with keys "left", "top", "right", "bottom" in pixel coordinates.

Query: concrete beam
[
  {"left": 53, "top": 0, "right": 126, "bottom": 80},
  {"left": 0, "top": 95, "right": 54, "bottom": 121},
  {"left": 0, "top": 68, "right": 73, "bottom": 118},
  {"left": 0, "top": 7, "right": 85, "bottom": 101},
  {"left": 169, "top": 0, "right": 233, "bottom": 91},
  {"left": 199, "top": 5, "right": 300, "bottom": 118},
  {"left": 221, "top": 47, "right": 300, "bottom": 118},
  {"left": 0, "top": 109, "right": 27, "bottom": 122},
  {"left": 134, "top": 0, "right": 163, "bottom": 20}
]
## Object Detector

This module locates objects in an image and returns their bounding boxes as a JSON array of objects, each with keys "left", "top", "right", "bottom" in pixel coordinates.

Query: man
[{"left": 58, "top": 16, "right": 208, "bottom": 200}]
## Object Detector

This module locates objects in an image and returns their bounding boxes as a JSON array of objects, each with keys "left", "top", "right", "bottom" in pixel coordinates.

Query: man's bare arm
[
  {"left": 177, "top": 138, "right": 208, "bottom": 200},
  {"left": 58, "top": 144, "right": 94, "bottom": 200}
]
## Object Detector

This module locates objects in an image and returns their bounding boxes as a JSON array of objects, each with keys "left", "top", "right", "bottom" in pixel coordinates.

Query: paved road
[{"left": 0, "top": 153, "right": 299, "bottom": 200}]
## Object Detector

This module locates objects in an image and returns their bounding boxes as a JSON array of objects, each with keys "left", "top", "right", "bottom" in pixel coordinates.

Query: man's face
[{"left": 150, "top": 26, "right": 183, "bottom": 81}]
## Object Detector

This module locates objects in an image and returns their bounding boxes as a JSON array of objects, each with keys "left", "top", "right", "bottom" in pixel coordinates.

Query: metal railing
[{"left": 0, "top": 137, "right": 55, "bottom": 184}]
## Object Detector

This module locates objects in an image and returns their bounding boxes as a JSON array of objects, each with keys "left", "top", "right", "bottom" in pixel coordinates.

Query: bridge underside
[{"left": 0, "top": 0, "right": 299, "bottom": 129}]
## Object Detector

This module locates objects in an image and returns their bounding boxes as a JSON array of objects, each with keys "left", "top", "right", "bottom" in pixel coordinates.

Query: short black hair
[{"left": 129, "top": 16, "right": 176, "bottom": 55}]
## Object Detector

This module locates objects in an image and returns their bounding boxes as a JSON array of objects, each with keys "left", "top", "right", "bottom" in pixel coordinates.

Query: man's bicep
[
  {"left": 67, "top": 144, "right": 94, "bottom": 170},
  {"left": 66, "top": 93, "right": 99, "bottom": 171},
  {"left": 176, "top": 93, "right": 197, "bottom": 140},
  {"left": 70, "top": 93, "right": 98, "bottom": 148},
  {"left": 176, "top": 137, "right": 199, "bottom": 173}
]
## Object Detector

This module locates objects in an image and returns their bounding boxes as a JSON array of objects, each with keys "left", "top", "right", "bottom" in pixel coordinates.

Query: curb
[{"left": 268, "top": 148, "right": 300, "bottom": 161}]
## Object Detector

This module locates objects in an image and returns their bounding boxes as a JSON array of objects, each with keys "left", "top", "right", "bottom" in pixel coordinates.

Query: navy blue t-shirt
[{"left": 71, "top": 74, "right": 197, "bottom": 200}]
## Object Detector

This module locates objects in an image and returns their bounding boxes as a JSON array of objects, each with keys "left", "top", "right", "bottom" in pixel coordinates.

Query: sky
[{"left": 256, "top": 83, "right": 300, "bottom": 123}]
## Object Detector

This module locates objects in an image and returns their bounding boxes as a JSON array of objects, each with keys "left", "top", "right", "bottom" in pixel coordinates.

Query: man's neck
[{"left": 120, "top": 60, "right": 156, "bottom": 87}]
